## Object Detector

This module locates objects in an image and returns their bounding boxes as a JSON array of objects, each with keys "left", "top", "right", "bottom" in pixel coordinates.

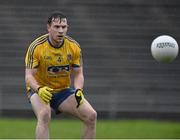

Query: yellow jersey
[{"left": 25, "top": 34, "right": 82, "bottom": 92}]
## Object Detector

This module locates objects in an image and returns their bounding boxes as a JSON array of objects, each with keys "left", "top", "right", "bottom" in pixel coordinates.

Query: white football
[{"left": 151, "top": 35, "right": 179, "bottom": 63}]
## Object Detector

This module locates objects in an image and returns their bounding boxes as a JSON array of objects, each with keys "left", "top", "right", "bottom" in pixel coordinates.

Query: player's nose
[{"left": 58, "top": 27, "right": 64, "bottom": 33}]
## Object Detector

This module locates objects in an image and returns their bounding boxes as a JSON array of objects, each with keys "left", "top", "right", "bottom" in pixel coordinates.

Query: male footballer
[{"left": 25, "top": 12, "right": 97, "bottom": 139}]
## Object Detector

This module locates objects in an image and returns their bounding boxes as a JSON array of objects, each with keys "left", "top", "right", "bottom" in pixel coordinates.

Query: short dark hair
[{"left": 47, "top": 12, "right": 67, "bottom": 25}]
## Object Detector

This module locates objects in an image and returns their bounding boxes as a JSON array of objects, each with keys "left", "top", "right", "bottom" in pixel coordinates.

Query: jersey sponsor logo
[{"left": 47, "top": 65, "right": 70, "bottom": 77}]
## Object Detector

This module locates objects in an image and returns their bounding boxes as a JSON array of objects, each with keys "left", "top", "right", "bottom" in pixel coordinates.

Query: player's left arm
[
  {"left": 72, "top": 43, "right": 84, "bottom": 89},
  {"left": 72, "top": 45, "right": 84, "bottom": 107},
  {"left": 73, "top": 66, "right": 85, "bottom": 107},
  {"left": 73, "top": 66, "right": 84, "bottom": 90},
  {"left": 72, "top": 43, "right": 85, "bottom": 107}
]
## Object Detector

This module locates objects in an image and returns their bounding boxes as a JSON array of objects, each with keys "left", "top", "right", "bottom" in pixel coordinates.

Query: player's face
[{"left": 47, "top": 18, "right": 68, "bottom": 45}]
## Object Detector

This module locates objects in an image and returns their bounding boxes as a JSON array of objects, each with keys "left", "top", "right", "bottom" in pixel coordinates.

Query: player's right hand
[{"left": 37, "top": 86, "right": 53, "bottom": 104}]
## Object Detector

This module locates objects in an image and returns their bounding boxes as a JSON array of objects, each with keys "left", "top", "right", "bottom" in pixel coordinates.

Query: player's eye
[
  {"left": 54, "top": 25, "right": 60, "bottom": 29},
  {"left": 62, "top": 25, "right": 67, "bottom": 29}
]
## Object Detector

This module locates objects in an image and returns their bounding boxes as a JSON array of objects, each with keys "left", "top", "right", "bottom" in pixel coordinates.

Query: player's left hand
[{"left": 75, "top": 89, "right": 84, "bottom": 108}]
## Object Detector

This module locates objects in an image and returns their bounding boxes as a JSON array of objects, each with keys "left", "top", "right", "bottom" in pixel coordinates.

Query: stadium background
[{"left": 0, "top": 0, "right": 180, "bottom": 121}]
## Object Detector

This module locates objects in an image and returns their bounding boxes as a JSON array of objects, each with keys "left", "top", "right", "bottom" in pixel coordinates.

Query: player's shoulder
[
  {"left": 29, "top": 34, "right": 48, "bottom": 48},
  {"left": 65, "top": 35, "right": 80, "bottom": 48}
]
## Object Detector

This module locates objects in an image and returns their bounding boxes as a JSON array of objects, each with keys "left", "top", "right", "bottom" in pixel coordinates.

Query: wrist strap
[
  {"left": 76, "top": 88, "right": 83, "bottom": 91},
  {"left": 36, "top": 86, "right": 42, "bottom": 93}
]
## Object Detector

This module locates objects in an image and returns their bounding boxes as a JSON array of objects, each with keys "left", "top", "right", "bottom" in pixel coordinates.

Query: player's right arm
[
  {"left": 25, "top": 68, "right": 53, "bottom": 104},
  {"left": 25, "top": 37, "right": 53, "bottom": 103},
  {"left": 25, "top": 41, "right": 41, "bottom": 93},
  {"left": 25, "top": 68, "right": 40, "bottom": 92}
]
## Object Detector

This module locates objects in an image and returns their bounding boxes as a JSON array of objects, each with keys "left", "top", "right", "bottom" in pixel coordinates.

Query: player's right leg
[{"left": 30, "top": 92, "right": 51, "bottom": 139}]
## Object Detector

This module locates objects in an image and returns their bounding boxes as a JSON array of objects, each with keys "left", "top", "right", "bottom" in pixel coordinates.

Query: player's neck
[{"left": 48, "top": 36, "right": 64, "bottom": 48}]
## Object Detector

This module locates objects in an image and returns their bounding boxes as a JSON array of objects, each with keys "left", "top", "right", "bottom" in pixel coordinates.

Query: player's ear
[
  {"left": 67, "top": 24, "right": 69, "bottom": 31},
  {"left": 47, "top": 24, "right": 50, "bottom": 32}
]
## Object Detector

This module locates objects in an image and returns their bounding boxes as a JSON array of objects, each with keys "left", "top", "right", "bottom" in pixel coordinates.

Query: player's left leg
[{"left": 58, "top": 94, "right": 97, "bottom": 139}]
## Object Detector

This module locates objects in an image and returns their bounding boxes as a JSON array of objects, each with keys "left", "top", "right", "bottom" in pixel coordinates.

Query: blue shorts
[{"left": 29, "top": 88, "right": 75, "bottom": 114}]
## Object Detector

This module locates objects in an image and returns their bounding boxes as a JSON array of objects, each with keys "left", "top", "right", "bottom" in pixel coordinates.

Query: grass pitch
[{"left": 0, "top": 118, "right": 180, "bottom": 139}]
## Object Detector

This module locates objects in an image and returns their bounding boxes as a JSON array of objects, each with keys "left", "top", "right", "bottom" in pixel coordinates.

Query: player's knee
[
  {"left": 38, "top": 108, "right": 51, "bottom": 123},
  {"left": 86, "top": 110, "right": 97, "bottom": 125}
]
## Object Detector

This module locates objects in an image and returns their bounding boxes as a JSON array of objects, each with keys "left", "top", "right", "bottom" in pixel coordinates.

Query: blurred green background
[{"left": 0, "top": 118, "right": 180, "bottom": 139}]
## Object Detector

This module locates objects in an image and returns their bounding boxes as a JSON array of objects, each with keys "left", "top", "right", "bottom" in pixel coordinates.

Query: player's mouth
[{"left": 57, "top": 35, "right": 63, "bottom": 38}]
